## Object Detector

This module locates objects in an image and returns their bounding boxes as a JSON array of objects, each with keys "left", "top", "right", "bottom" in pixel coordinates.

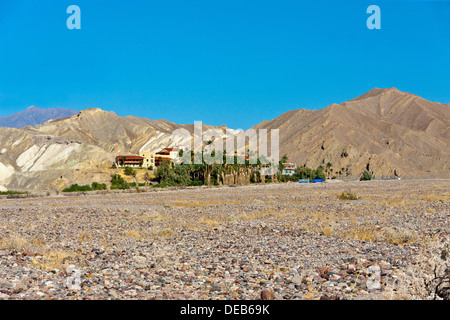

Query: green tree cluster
[
  {"left": 63, "top": 182, "right": 107, "bottom": 193},
  {"left": 360, "top": 171, "right": 373, "bottom": 181},
  {"left": 278, "top": 165, "right": 327, "bottom": 182},
  {"left": 110, "top": 174, "right": 130, "bottom": 189},
  {"left": 155, "top": 162, "right": 193, "bottom": 186},
  {"left": 123, "top": 166, "right": 136, "bottom": 177}
]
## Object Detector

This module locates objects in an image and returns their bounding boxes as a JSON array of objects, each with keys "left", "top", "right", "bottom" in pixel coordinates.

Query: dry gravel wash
[{"left": 0, "top": 179, "right": 448, "bottom": 300}]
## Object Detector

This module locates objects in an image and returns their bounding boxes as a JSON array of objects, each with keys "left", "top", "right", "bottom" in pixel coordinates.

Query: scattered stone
[
  {"left": 0, "top": 180, "right": 446, "bottom": 300},
  {"left": 260, "top": 289, "right": 275, "bottom": 300},
  {"left": 292, "top": 275, "right": 303, "bottom": 285}
]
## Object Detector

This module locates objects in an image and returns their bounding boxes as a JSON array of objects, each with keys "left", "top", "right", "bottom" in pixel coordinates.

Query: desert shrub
[
  {"left": 91, "top": 182, "right": 107, "bottom": 190},
  {"left": 278, "top": 174, "right": 298, "bottom": 182},
  {"left": 426, "top": 243, "right": 450, "bottom": 300},
  {"left": 153, "top": 183, "right": 168, "bottom": 188},
  {"left": 110, "top": 174, "right": 130, "bottom": 190},
  {"left": 339, "top": 191, "right": 358, "bottom": 200},
  {"left": 64, "top": 182, "right": 107, "bottom": 192},
  {"left": 360, "top": 171, "right": 373, "bottom": 181},
  {"left": 129, "top": 182, "right": 146, "bottom": 187},
  {"left": 0, "top": 191, "right": 27, "bottom": 195},
  {"left": 123, "top": 166, "right": 136, "bottom": 177},
  {"left": 292, "top": 165, "right": 326, "bottom": 181},
  {"left": 63, "top": 184, "right": 92, "bottom": 192},
  {"left": 189, "top": 181, "right": 204, "bottom": 187}
]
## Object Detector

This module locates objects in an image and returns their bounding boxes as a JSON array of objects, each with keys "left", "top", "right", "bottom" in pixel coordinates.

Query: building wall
[
  {"left": 140, "top": 152, "right": 155, "bottom": 168},
  {"left": 116, "top": 155, "right": 145, "bottom": 168},
  {"left": 125, "top": 163, "right": 142, "bottom": 168}
]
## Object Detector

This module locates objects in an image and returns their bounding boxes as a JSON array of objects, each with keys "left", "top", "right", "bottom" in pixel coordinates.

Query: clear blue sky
[{"left": 0, "top": 0, "right": 449, "bottom": 129}]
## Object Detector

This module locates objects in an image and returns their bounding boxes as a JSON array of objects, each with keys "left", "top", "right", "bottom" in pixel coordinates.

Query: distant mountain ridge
[
  {"left": 254, "top": 87, "right": 449, "bottom": 179},
  {"left": 0, "top": 88, "right": 448, "bottom": 192},
  {"left": 0, "top": 106, "right": 79, "bottom": 128},
  {"left": 0, "top": 108, "right": 226, "bottom": 191}
]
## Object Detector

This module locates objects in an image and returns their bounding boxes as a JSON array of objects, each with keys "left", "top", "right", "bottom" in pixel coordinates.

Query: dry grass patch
[
  {"left": 30, "top": 235, "right": 47, "bottom": 248},
  {"left": 227, "top": 208, "right": 278, "bottom": 221},
  {"left": 339, "top": 223, "right": 419, "bottom": 245},
  {"left": 0, "top": 234, "right": 83, "bottom": 271},
  {"left": 320, "top": 226, "right": 335, "bottom": 237},
  {"left": 383, "top": 198, "right": 416, "bottom": 207},
  {"left": 78, "top": 230, "right": 93, "bottom": 243},
  {"left": 124, "top": 229, "right": 143, "bottom": 238},
  {"left": 421, "top": 194, "right": 450, "bottom": 202},
  {"left": 198, "top": 217, "right": 221, "bottom": 228},
  {"left": 1, "top": 234, "right": 30, "bottom": 251},
  {"left": 0, "top": 233, "right": 49, "bottom": 252},
  {"left": 338, "top": 191, "right": 358, "bottom": 201},
  {"left": 138, "top": 211, "right": 168, "bottom": 222},
  {"left": 158, "top": 228, "right": 175, "bottom": 237},
  {"left": 31, "top": 249, "right": 79, "bottom": 271}
]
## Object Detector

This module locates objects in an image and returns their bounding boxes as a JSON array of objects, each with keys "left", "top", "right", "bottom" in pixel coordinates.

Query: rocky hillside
[
  {"left": 0, "top": 108, "right": 224, "bottom": 191},
  {"left": 0, "top": 106, "right": 78, "bottom": 129},
  {"left": 255, "top": 88, "right": 449, "bottom": 179},
  {"left": 0, "top": 88, "right": 448, "bottom": 191}
]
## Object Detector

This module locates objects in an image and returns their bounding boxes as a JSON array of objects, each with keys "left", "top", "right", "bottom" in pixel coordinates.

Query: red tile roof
[{"left": 116, "top": 155, "right": 144, "bottom": 160}]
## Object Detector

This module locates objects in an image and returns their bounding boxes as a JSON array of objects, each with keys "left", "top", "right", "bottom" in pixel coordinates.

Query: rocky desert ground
[{"left": 0, "top": 179, "right": 449, "bottom": 300}]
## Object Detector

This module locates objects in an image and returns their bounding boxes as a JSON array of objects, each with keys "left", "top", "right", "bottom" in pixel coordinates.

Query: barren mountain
[
  {"left": 0, "top": 108, "right": 223, "bottom": 191},
  {"left": 0, "top": 106, "right": 78, "bottom": 129},
  {"left": 0, "top": 88, "right": 448, "bottom": 191},
  {"left": 255, "top": 88, "right": 450, "bottom": 179}
]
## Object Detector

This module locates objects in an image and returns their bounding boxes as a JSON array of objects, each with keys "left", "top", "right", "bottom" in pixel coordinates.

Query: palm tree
[
  {"left": 279, "top": 154, "right": 288, "bottom": 172},
  {"left": 326, "top": 162, "right": 332, "bottom": 178}
]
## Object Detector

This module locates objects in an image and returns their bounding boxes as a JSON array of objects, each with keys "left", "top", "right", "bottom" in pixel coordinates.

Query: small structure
[
  {"left": 116, "top": 155, "right": 144, "bottom": 168},
  {"left": 281, "top": 163, "right": 297, "bottom": 175},
  {"left": 140, "top": 152, "right": 155, "bottom": 168},
  {"left": 155, "top": 147, "right": 180, "bottom": 167}
]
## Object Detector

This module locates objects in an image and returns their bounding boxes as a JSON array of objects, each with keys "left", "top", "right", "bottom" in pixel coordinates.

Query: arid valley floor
[{"left": 0, "top": 179, "right": 449, "bottom": 300}]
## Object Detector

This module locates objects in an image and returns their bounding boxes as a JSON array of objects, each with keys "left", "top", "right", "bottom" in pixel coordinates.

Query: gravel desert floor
[{"left": 0, "top": 179, "right": 449, "bottom": 300}]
